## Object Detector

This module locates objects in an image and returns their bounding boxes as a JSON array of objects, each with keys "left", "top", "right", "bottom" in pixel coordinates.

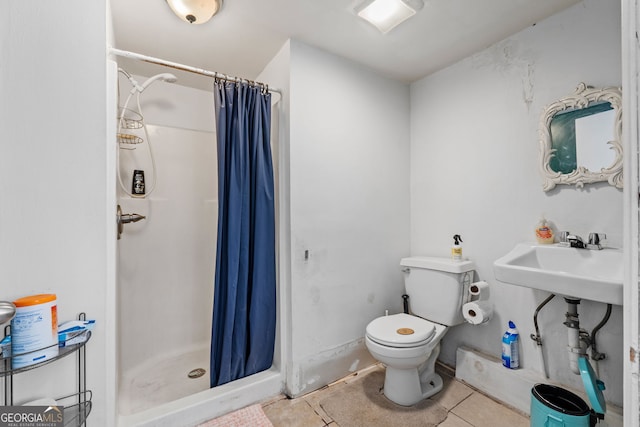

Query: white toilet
[{"left": 365, "top": 256, "right": 475, "bottom": 406}]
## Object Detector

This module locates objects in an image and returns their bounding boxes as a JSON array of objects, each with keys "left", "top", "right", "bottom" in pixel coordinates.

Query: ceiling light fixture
[
  {"left": 166, "top": 0, "right": 223, "bottom": 24},
  {"left": 356, "top": 0, "right": 424, "bottom": 34}
]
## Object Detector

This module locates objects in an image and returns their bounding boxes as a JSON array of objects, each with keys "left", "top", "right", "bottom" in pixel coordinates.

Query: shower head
[{"left": 135, "top": 73, "right": 178, "bottom": 92}]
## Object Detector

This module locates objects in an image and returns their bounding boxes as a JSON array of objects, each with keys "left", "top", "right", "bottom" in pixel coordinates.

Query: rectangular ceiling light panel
[{"left": 357, "top": 0, "right": 418, "bottom": 34}]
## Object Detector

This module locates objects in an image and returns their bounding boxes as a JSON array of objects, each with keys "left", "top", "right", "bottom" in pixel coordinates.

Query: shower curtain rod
[{"left": 109, "top": 47, "right": 282, "bottom": 95}]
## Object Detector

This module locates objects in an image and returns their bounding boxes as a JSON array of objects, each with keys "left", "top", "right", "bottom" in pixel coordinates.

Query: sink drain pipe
[
  {"left": 564, "top": 298, "right": 590, "bottom": 375},
  {"left": 530, "top": 294, "right": 555, "bottom": 379},
  {"left": 532, "top": 296, "right": 612, "bottom": 378}
]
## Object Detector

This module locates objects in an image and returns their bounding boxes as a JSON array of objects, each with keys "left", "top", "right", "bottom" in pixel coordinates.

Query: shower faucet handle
[{"left": 116, "top": 204, "right": 146, "bottom": 240}]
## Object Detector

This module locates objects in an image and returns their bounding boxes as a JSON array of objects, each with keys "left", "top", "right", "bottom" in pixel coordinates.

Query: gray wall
[
  {"left": 410, "top": 0, "right": 623, "bottom": 406},
  {"left": 0, "top": 1, "right": 112, "bottom": 423},
  {"left": 287, "top": 40, "right": 411, "bottom": 396}
]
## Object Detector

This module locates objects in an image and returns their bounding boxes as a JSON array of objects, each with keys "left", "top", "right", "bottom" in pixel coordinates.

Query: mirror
[{"left": 539, "top": 83, "right": 622, "bottom": 191}]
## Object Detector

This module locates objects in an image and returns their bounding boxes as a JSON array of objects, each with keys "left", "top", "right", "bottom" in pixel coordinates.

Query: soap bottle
[
  {"left": 132, "top": 169, "right": 145, "bottom": 196},
  {"left": 451, "top": 234, "right": 463, "bottom": 261},
  {"left": 535, "top": 216, "right": 554, "bottom": 244},
  {"left": 501, "top": 321, "right": 520, "bottom": 369}
]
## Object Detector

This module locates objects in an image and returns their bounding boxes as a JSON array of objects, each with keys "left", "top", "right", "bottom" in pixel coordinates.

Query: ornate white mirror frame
[{"left": 539, "top": 83, "right": 622, "bottom": 191}]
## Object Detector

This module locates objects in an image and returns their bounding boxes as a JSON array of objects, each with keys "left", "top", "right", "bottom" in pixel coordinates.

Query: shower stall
[
  {"left": 117, "top": 123, "right": 217, "bottom": 415},
  {"left": 112, "top": 60, "right": 284, "bottom": 425}
]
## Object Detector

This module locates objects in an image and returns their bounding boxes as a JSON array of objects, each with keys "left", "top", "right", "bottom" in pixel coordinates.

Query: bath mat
[
  {"left": 319, "top": 370, "right": 448, "bottom": 427},
  {"left": 198, "top": 404, "right": 273, "bottom": 427}
]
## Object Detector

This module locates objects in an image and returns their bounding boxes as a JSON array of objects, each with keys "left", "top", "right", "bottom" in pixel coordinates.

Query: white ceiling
[{"left": 110, "top": 0, "right": 581, "bottom": 91}]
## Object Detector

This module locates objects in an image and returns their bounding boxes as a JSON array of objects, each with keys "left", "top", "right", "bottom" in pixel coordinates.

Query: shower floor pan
[{"left": 119, "top": 345, "right": 210, "bottom": 415}]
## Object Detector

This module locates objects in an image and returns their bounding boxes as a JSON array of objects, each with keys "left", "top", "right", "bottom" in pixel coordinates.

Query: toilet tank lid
[{"left": 400, "top": 256, "right": 475, "bottom": 273}]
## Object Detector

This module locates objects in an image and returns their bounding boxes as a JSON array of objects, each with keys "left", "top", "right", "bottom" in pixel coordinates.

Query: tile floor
[{"left": 261, "top": 364, "right": 529, "bottom": 427}]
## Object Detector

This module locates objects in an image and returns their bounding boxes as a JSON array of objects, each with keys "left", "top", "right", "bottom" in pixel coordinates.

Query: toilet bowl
[
  {"left": 365, "top": 313, "right": 448, "bottom": 406},
  {"left": 365, "top": 256, "right": 476, "bottom": 406}
]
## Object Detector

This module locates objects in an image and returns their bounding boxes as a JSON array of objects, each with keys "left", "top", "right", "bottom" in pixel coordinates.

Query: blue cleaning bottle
[{"left": 501, "top": 321, "right": 520, "bottom": 369}]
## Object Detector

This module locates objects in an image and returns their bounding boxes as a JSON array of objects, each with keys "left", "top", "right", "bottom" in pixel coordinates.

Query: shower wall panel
[{"left": 117, "top": 125, "right": 217, "bottom": 376}]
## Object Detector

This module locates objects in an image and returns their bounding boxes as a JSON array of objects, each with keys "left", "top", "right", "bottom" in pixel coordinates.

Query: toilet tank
[{"left": 401, "top": 256, "right": 475, "bottom": 326}]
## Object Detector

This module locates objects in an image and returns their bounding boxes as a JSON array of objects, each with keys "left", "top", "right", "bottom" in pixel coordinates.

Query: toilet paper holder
[{"left": 463, "top": 281, "right": 493, "bottom": 325}]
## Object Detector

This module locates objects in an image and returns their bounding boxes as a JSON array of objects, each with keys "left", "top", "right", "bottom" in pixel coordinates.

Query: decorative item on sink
[
  {"left": 534, "top": 216, "right": 554, "bottom": 244},
  {"left": 539, "top": 82, "right": 622, "bottom": 191}
]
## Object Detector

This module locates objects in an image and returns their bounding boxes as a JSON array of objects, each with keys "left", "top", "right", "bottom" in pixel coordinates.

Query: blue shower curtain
[{"left": 210, "top": 80, "right": 276, "bottom": 387}]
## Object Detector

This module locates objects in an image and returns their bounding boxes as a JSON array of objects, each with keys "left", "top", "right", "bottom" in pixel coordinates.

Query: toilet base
[{"left": 382, "top": 343, "right": 443, "bottom": 406}]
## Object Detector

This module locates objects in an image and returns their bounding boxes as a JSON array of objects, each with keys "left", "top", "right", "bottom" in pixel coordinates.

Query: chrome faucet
[
  {"left": 558, "top": 231, "right": 606, "bottom": 250},
  {"left": 566, "top": 234, "right": 585, "bottom": 249},
  {"left": 587, "top": 233, "right": 607, "bottom": 250}
]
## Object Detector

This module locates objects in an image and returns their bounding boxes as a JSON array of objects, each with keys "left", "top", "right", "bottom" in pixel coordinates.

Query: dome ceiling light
[{"left": 166, "top": 0, "right": 223, "bottom": 24}]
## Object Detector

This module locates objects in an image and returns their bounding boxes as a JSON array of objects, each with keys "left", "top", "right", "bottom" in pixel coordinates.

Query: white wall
[
  {"left": 620, "top": 0, "right": 640, "bottom": 423},
  {"left": 287, "top": 40, "right": 411, "bottom": 396},
  {"left": 410, "top": 0, "right": 623, "bottom": 406},
  {"left": 256, "top": 40, "right": 292, "bottom": 377},
  {"left": 0, "top": 1, "right": 111, "bottom": 424},
  {"left": 119, "top": 74, "right": 215, "bottom": 133}
]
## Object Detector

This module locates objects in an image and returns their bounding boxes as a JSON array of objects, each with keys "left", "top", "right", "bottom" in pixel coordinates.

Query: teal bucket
[{"left": 530, "top": 384, "right": 594, "bottom": 427}]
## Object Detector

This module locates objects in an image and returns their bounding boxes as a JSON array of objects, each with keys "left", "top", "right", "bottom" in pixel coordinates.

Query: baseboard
[{"left": 286, "top": 338, "right": 377, "bottom": 398}]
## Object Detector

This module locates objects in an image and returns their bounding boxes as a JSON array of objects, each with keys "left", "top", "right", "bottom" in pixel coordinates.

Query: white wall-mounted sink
[{"left": 493, "top": 243, "right": 623, "bottom": 305}]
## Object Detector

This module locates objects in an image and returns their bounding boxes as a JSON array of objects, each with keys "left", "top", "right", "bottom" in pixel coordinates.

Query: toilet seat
[{"left": 366, "top": 313, "right": 436, "bottom": 348}]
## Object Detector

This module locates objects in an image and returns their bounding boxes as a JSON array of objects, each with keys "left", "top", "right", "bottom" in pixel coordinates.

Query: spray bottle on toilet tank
[{"left": 451, "top": 234, "right": 463, "bottom": 261}]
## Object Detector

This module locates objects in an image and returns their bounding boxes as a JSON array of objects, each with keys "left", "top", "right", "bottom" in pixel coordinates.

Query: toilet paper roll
[
  {"left": 469, "top": 280, "right": 490, "bottom": 301},
  {"left": 463, "top": 300, "right": 493, "bottom": 325}
]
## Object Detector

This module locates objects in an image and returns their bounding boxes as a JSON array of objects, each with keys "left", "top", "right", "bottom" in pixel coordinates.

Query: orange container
[{"left": 11, "top": 294, "right": 58, "bottom": 369}]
